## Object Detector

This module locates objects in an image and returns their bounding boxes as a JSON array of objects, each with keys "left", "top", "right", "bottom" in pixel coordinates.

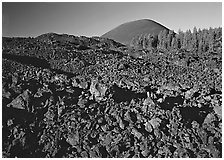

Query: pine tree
[
  {"left": 147, "top": 34, "right": 153, "bottom": 49},
  {"left": 192, "top": 27, "right": 198, "bottom": 51},
  {"left": 151, "top": 34, "right": 158, "bottom": 48},
  {"left": 157, "top": 31, "right": 163, "bottom": 49},
  {"left": 171, "top": 36, "right": 178, "bottom": 49},
  {"left": 142, "top": 34, "right": 147, "bottom": 49},
  {"left": 178, "top": 29, "right": 184, "bottom": 49},
  {"left": 208, "top": 28, "right": 215, "bottom": 52},
  {"left": 198, "top": 39, "right": 203, "bottom": 52},
  {"left": 162, "top": 30, "right": 169, "bottom": 50}
]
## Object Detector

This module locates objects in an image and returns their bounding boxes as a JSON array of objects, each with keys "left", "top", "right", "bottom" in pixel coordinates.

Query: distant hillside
[
  {"left": 101, "top": 19, "right": 169, "bottom": 45},
  {"left": 35, "top": 32, "right": 124, "bottom": 49}
]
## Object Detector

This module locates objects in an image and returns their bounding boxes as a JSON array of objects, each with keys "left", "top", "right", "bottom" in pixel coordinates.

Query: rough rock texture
[{"left": 2, "top": 33, "right": 222, "bottom": 158}]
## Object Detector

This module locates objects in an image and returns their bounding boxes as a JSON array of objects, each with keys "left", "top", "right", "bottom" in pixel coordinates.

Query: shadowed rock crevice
[
  {"left": 180, "top": 105, "right": 213, "bottom": 128},
  {"left": 3, "top": 54, "right": 51, "bottom": 69},
  {"left": 112, "top": 84, "right": 147, "bottom": 103},
  {"left": 159, "top": 95, "right": 184, "bottom": 110}
]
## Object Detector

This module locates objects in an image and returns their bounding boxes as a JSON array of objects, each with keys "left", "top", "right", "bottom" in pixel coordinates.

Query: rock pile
[{"left": 2, "top": 33, "right": 222, "bottom": 158}]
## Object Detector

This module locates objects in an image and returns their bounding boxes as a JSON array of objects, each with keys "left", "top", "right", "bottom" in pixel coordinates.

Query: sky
[{"left": 2, "top": 2, "right": 222, "bottom": 37}]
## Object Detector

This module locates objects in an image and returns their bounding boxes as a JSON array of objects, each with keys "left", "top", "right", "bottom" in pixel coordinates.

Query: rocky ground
[{"left": 2, "top": 33, "right": 222, "bottom": 157}]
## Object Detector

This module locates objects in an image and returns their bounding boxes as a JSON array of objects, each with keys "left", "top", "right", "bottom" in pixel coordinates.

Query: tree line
[{"left": 130, "top": 27, "right": 222, "bottom": 53}]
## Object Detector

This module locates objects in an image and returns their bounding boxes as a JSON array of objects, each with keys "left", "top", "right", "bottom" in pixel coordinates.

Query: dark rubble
[{"left": 2, "top": 33, "right": 222, "bottom": 158}]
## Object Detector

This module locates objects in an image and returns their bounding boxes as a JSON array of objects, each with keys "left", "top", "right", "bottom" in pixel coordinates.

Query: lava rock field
[{"left": 2, "top": 33, "right": 222, "bottom": 158}]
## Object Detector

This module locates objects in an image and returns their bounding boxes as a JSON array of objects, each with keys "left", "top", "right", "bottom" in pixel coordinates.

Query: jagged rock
[
  {"left": 78, "top": 81, "right": 89, "bottom": 89},
  {"left": 185, "top": 88, "right": 198, "bottom": 99},
  {"left": 52, "top": 74, "right": 67, "bottom": 83},
  {"left": 213, "top": 105, "right": 222, "bottom": 118},
  {"left": 191, "top": 121, "right": 199, "bottom": 129},
  {"left": 11, "top": 74, "right": 18, "bottom": 87},
  {"left": 213, "top": 68, "right": 220, "bottom": 73},
  {"left": 67, "top": 131, "right": 79, "bottom": 146},
  {"left": 197, "top": 149, "right": 210, "bottom": 158},
  {"left": 81, "top": 151, "right": 88, "bottom": 157},
  {"left": 131, "top": 128, "right": 142, "bottom": 139},
  {"left": 162, "top": 84, "right": 180, "bottom": 91},
  {"left": 143, "top": 97, "right": 155, "bottom": 107},
  {"left": 71, "top": 78, "right": 79, "bottom": 87},
  {"left": 7, "top": 119, "right": 14, "bottom": 127},
  {"left": 2, "top": 88, "right": 11, "bottom": 99},
  {"left": 144, "top": 121, "right": 153, "bottom": 133},
  {"left": 118, "top": 117, "right": 124, "bottom": 129},
  {"left": 204, "top": 95, "right": 211, "bottom": 101},
  {"left": 154, "top": 129, "right": 162, "bottom": 139},
  {"left": 143, "top": 92, "right": 155, "bottom": 107},
  {"left": 179, "top": 83, "right": 190, "bottom": 90},
  {"left": 203, "top": 113, "right": 216, "bottom": 124},
  {"left": 7, "top": 89, "right": 30, "bottom": 110},
  {"left": 157, "top": 98, "right": 163, "bottom": 103},
  {"left": 141, "top": 149, "right": 150, "bottom": 157},
  {"left": 90, "top": 80, "right": 107, "bottom": 101},
  {"left": 118, "top": 63, "right": 125, "bottom": 70},
  {"left": 101, "top": 125, "right": 108, "bottom": 132},
  {"left": 71, "top": 77, "right": 89, "bottom": 89},
  {"left": 2, "top": 29, "right": 222, "bottom": 158},
  {"left": 141, "top": 105, "right": 148, "bottom": 113},
  {"left": 77, "top": 98, "right": 88, "bottom": 108},
  {"left": 143, "top": 77, "right": 150, "bottom": 82},
  {"left": 148, "top": 118, "right": 162, "bottom": 129}
]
